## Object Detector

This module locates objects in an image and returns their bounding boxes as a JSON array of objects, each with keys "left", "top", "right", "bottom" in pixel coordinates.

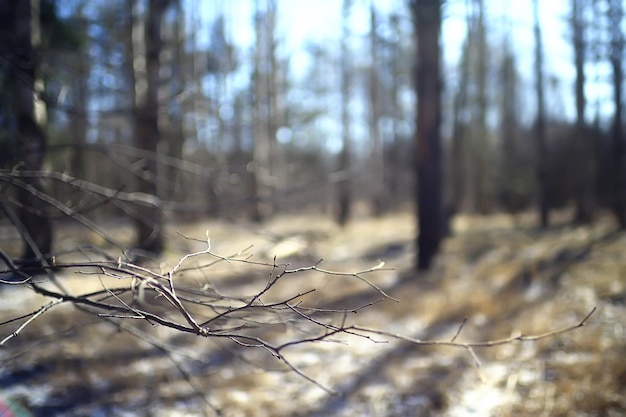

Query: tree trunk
[
  {"left": 449, "top": 36, "right": 471, "bottom": 218},
  {"left": 609, "top": 0, "right": 626, "bottom": 228},
  {"left": 533, "top": 0, "right": 550, "bottom": 228},
  {"left": 249, "top": 0, "right": 279, "bottom": 222},
  {"left": 336, "top": 0, "right": 352, "bottom": 226},
  {"left": 69, "top": 4, "right": 89, "bottom": 181},
  {"left": 572, "top": 0, "right": 593, "bottom": 224},
  {"left": 456, "top": 5, "right": 484, "bottom": 215},
  {"left": 166, "top": 0, "right": 186, "bottom": 202},
  {"left": 131, "top": 0, "right": 165, "bottom": 255},
  {"left": 367, "top": 3, "right": 384, "bottom": 216},
  {"left": 9, "top": 0, "right": 53, "bottom": 270},
  {"left": 387, "top": 13, "right": 402, "bottom": 207},
  {"left": 473, "top": 0, "right": 489, "bottom": 213},
  {"left": 250, "top": 5, "right": 267, "bottom": 222},
  {"left": 497, "top": 43, "right": 522, "bottom": 213},
  {"left": 410, "top": 0, "right": 443, "bottom": 271}
]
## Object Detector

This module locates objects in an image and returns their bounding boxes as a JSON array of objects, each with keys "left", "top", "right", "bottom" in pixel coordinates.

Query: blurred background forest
[
  {"left": 3, "top": 1, "right": 626, "bottom": 416},
  {"left": 1, "top": 0, "right": 626, "bottom": 266}
]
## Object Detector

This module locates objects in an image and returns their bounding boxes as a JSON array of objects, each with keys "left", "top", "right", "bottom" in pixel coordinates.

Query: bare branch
[
  {"left": 0, "top": 207, "right": 599, "bottom": 397},
  {"left": 0, "top": 299, "right": 64, "bottom": 347},
  {"left": 350, "top": 306, "right": 597, "bottom": 349}
]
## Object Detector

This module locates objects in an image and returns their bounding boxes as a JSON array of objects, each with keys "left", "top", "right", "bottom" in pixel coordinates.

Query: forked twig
[{"left": 0, "top": 299, "right": 64, "bottom": 347}]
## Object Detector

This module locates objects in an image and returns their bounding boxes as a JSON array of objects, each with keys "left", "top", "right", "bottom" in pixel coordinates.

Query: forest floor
[{"left": 0, "top": 208, "right": 625, "bottom": 417}]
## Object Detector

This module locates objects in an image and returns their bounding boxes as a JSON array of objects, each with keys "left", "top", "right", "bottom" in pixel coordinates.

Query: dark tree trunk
[
  {"left": 410, "top": 0, "right": 443, "bottom": 271},
  {"left": 533, "top": 0, "right": 550, "bottom": 228},
  {"left": 572, "top": 0, "right": 593, "bottom": 224},
  {"left": 609, "top": 0, "right": 626, "bottom": 228},
  {"left": 336, "top": 0, "right": 352, "bottom": 226},
  {"left": 132, "top": 0, "right": 165, "bottom": 254},
  {"left": 166, "top": 0, "right": 186, "bottom": 202},
  {"left": 9, "top": 0, "right": 53, "bottom": 270},
  {"left": 474, "top": 0, "right": 489, "bottom": 213}
]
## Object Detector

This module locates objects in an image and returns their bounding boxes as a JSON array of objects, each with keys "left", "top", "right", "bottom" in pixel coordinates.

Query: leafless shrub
[{"left": 0, "top": 169, "right": 597, "bottom": 415}]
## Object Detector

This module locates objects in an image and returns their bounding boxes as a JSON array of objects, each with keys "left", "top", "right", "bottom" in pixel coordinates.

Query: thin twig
[
  {"left": 351, "top": 306, "right": 597, "bottom": 349},
  {"left": 0, "top": 299, "right": 64, "bottom": 347},
  {"left": 450, "top": 317, "right": 468, "bottom": 343}
]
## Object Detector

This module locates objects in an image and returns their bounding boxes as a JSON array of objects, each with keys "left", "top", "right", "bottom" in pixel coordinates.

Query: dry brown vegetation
[{"left": 0, "top": 209, "right": 624, "bottom": 416}]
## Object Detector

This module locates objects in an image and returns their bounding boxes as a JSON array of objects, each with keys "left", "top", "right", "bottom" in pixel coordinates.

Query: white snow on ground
[{"left": 446, "top": 363, "right": 520, "bottom": 417}]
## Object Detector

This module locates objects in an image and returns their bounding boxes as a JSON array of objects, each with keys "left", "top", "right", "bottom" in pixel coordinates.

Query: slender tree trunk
[
  {"left": 187, "top": 0, "right": 201, "bottom": 218},
  {"left": 69, "top": 4, "right": 88, "bottom": 180},
  {"left": 9, "top": 0, "right": 53, "bottom": 270},
  {"left": 131, "top": 0, "right": 165, "bottom": 254},
  {"left": 250, "top": 40, "right": 264, "bottom": 222},
  {"left": 164, "top": 0, "right": 186, "bottom": 202},
  {"left": 410, "top": 0, "right": 443, "bottom": 270},
  {"left": 250, "top": 1, "right": 272, "bottom": 221},
  {"left": 572, "top": 0, "right": 593, "bottom": 223},
  {"left": 388, "top": 13, "right": 402, "bottom": 207},
  {"left": 70, "top": 65, "right": 88, "bottom": 179},
  {"left": 497, "top": 43, "right": 521, "bottom": 212},
  {"left": 450, "top": 37, "right": 471, "bottom": 217},
  {"left": 609, "top": 0, "right": 626, "bottom": 228},
  {"left": 267, "top": 3, "right": 283, "bottom": 214},
  {"left": 232, "top": 92, "right": 246, "bottom": 198},
  {"left": 533, "top": 0, "right": 550, "bottom": 228},
  {"left": 474, "top": 0, "right": 489, "bottom": 213},
  {"left": 457, "top": 9, "right": 476, "bottom": 214},
  {"left": 367, "top": 2, "right": 384, "bottom": 216},
  {"left": 336, "top": 0, "right": 352, "bottom": 226}
]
